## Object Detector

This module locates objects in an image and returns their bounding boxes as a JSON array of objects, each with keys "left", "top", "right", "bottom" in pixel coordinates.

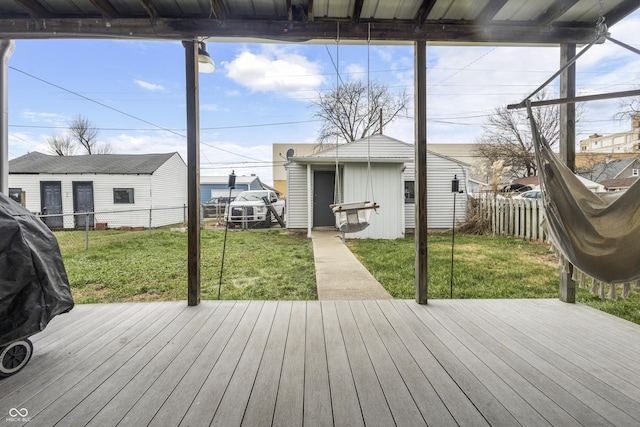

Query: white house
[
  {"left": 285, "top": 134, "right": 469, "bottom": 239},
  {"left": 9, "top": 152, "right": 187, "bottom": 229}
]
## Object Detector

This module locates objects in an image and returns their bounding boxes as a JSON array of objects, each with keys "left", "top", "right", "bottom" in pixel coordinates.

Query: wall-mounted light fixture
[{"left": 198, "top": 41, "right": 216, "bottom": 73}]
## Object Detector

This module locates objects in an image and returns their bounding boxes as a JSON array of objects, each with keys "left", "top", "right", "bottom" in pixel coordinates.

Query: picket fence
[{"left": 475, "top": 197, "right": 547, "bottom": 242}]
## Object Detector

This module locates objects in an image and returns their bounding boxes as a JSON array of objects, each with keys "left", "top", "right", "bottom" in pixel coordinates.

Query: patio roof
[{"left": 1, "top": 0, "right": 638, "bottom": 44}]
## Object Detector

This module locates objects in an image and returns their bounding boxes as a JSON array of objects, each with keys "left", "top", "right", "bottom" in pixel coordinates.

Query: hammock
[
  {"left": 527, "top": 101, "right": 640, "bottom": 286},
  {"left": 330, "top": 201, "right": 379, "bottom": 233}
]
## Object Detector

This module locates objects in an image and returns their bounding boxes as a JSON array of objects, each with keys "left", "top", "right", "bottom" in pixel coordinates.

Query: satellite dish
[{"left": 286, "top": 148, "right": 294, "bottom": 159}]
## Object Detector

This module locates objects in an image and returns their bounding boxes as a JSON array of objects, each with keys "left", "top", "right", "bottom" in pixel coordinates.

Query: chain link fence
[{"left": 42, "top": 206, "right": 187, "bottom": 251}]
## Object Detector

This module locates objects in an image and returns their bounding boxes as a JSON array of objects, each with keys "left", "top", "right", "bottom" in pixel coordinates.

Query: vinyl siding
[
  {"left": 8, "top": 154, "right": 188, "bottom": 229},
  {"left": 404, "top": 153, "right": 468, "bottom": 229},
  {"left": 285, "top": 162, "right": 310, "bottom": 229},
  {"left": 343, "top": 162, "right": 404, "bottom": 239},
  {"left": 150, "top": 153, "right": 188, "bottom": 227}
]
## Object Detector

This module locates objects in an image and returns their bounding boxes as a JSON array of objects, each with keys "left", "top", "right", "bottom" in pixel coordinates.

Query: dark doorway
[
  {"left": 40, "top": 181, "right": 63, "bottom": 229},
  {"left": 313, "top": 171, "right": 336, "bottom": 227},
  {"left": 73, "top": 181, "right": 94, "bottom": 229}
]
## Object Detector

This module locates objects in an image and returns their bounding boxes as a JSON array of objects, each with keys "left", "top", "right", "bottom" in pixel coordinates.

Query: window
[
  {"left": 404, "top": 181, "right": 415, "bottom": 203},
  {"left": 8, "top": 188, "right": 22, "bottom": 204},
  {"left": 633, "top": 169, "right": 639, "bottom": 177},
  {"left": 113, "top": 188, "right": 134, "bottom": 204}
]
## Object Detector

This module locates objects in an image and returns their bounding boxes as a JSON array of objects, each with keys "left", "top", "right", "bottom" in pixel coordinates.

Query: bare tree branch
[
  {"left": 474, "top": 91, "right": 561, "bottom": 180},
  {"left": 45, "top": 134, "right": 75, "bottom": 156},
  {"left": 311, "top": 79, "right": 409, "bottom": 144},
  {"left": 68, "top": 115, "right": 114, "bottom": 154}
]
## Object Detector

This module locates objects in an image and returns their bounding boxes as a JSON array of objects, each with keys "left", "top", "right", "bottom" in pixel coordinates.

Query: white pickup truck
[{"left": 224, "top": 190, "right": 285, "bottom": 228}]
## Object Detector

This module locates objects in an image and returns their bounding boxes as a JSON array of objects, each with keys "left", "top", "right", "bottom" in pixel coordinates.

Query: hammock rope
[{"left": 330, "top": 22, "right": 379, "bottom": 234}]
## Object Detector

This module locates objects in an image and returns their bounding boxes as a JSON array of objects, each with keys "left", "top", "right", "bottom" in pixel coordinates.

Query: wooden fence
[{"left": 473, "top": 197, "right": 546, "bottom": 242}]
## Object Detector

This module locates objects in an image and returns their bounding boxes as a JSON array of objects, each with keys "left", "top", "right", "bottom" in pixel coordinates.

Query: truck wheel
[
  {"left": 0, "top": 339, "right": 33, "bottom": 378},
  {"left": 263, "top": 212, "right": 272, "bottom": 228}
]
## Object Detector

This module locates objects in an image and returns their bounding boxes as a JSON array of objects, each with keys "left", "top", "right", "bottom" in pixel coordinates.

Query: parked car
[
  {"left": 202, "top": 196, "right": 235, "bottom": 219},
  {"left": 225, "top": 190, "right": 285, "bottom": 228},
  {"left": 513, "top": 189, "right": 542, "bottom": 199}
]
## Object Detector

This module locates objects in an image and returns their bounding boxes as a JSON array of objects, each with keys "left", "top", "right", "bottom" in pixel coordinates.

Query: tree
[
  {"left": 311, "top": 79, "right": 409, "bottom": 144},
  {"left": 68, "top": 115, "right": 113, "bottom": 154},
  {"left": 615, "top": 95, "right": 640, "bottom": 122},
  {"left": 474, "top": 92, "right": 560, "bottom": 180},
  {"left": 46, "top": 134, "right": 75, "bottom": 156}
]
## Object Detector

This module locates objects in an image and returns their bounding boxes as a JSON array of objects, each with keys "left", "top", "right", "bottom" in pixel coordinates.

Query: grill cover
[{"left": 0, "top": 193, "right": 74, "bottom": 347}]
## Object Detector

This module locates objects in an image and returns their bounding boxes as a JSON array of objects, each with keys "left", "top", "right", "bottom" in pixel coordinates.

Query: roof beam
[
  {"left": 0, "top": 17, "right": 597, "bottom": 44},
  {"left": 474, "top": 0, "right": 508, "bottom": 24},
  {"left": 536, "top": 0, "right": 579, "bottom": 26},
  {"left": 208, "top": 0, "right": 227, "bottom": 20},
  {"left": 89, "top": 0, "right": 120, "bottom": 19},
  {"left": 415, "top": 0, "right": 437, "bottom": 29},
  {"left": 601, "top": 0, "right": 640, "bottom": 28},
  {"left": 138, "top": 0, "right": 159, "bottom": 24},
  {"left": 352, "top": 0, "right": 364, "bottom": 24},
  {"left": 14, "top": 0, "right": 52, "bottom": 19}
]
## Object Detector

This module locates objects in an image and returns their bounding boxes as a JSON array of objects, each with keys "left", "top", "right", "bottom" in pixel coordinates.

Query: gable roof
[
  {"left": 9, "top": 152, "right": 181, "bottom": 175},
  {"left": 579, "top": 158, "right": 640, "bottom": 181},
  {"left": 600, "top": 177, "right": 639, "bottom": 190},
  {"left": 290, "top": 134, "right": 469, "bottom": 167}
]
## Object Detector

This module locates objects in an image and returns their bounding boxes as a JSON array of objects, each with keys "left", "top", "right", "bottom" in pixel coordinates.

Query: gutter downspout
[{"left": 0, "top": 40, "right": 14, "bottom": 196}]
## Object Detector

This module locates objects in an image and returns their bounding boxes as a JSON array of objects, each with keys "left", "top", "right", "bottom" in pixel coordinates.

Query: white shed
[
  {"left": 8, "top": 152, "right": 187, "bottom": 229},
  {"left": 286, "top": 135, "right": 469, "bottom": 239}
]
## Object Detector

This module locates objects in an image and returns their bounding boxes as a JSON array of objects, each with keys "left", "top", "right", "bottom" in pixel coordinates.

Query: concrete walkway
[{"left": 311, "top": 229, "right": 393, "bottom": 300}]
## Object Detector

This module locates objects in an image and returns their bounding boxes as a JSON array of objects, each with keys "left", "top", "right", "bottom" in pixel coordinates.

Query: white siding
[
  {"left": 343, "top": 162, "right": 404, "bottom": 239},
  {"left": 8, "top": 156, "right": 188, "bottom": 229},
  {"left": 150, "top": 153, "right": 187, "bottom": 227},
  {"left": 403, "top": 153, "right": 468, "bottom": 230},
  {"left": 8, "top": 173, "right": 154, "bottom": 228},
  {"left": 285, "top": 162, "right": 310, "bottom": 229}
]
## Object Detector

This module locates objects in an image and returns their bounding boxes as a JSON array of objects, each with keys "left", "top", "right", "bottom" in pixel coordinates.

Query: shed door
[
  {"left": 73, "top": 181, "right": 95, "bottom": 229},
  {"left": 313, "top": 171, "right": 335, "bottom": 227},
  {"left": 40, "top": 181, "right": 63, "bottom": 229}
]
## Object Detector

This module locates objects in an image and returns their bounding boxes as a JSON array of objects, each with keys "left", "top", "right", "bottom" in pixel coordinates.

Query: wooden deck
[{"left": 1, "top": 299, "right": 639, "bottom": 426}]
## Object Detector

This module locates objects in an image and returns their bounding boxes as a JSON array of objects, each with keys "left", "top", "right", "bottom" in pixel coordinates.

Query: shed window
[
  {"left": 114, "top": 188, "right": 135, "bottom": 204},
  {"left": 9, "top": 188, "right": 22, "bottom": 204},
  {"left": 404, "top": 181, "right": 415, "bottom": 203}
]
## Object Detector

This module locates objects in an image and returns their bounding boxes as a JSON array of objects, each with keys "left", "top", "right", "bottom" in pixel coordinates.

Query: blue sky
[{"left": 7, "top": 9, "right": 640, "bottom": 185}]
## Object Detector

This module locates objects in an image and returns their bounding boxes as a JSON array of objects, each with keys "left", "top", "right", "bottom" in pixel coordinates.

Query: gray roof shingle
[{"left": 9, "top": 152, "right": 179, "bottom": 175}]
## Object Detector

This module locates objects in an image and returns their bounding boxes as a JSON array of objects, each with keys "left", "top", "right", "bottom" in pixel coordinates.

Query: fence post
[
  {"left": 85, "top": 212, "right": 89, "bottom": 251},
  {"left": 184, "top": 204, "right": 187, "bottom": 224},
  {"left": 148, "top": 208, "right": 152, "bottom": 234}
]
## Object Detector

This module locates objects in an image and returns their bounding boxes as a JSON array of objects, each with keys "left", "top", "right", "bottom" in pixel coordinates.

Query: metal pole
[
  {"left": 85, "top": 212, "right": 89, "bottom": 251},
  {"left": 219, "top": 184, "right": 234, "bottom": 300},
  {"left": 0, "top": 40, "right": 14, "bottom": 196},
  {"left": 450, "top": 192, "right": 455, "bottom": 299}
]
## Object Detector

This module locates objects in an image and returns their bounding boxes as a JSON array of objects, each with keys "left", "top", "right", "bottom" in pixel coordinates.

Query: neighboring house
[
  {"left": 9, "top": 152, "right": 187, "bottom": 229},
  {"left": 272, "top": 143, "right": 331, "bottom": 198},
  {"left": 579, "top": 113, "right": 640, "bottom": 154},
  {"left": 577, "top": 157, "right": 640, "bottom": 183},
  {"left": 200, "top": 175, "right": 270, "bottom": 205},
  {"left": 285, "top": 134, "right": 469, "bottom": 239},
  {"left": 600, "top": 177, "right": 639, "bottom": 192}
]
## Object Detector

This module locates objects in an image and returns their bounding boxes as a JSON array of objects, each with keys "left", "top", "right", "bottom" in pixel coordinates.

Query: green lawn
[
  {"left": 57, "top": 228, "right": 316, "bottom": 303},
  {"left": 348, "top": 234, "right": 640, "bottom": 325},
  {"left": 55, "top": 228, "right": 640, "bottom": 325}
]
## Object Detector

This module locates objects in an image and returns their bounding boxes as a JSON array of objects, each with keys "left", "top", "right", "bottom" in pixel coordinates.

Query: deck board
[{"left": 2, "top": 299, "right": 639, "bottom": 426}]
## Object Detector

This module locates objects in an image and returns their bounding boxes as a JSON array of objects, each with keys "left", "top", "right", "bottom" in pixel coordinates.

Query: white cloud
[
  {"left": 20, "top": 110, "right": 67, "bottom": 125},
  {"left": 134, "top": 79, "right": 165, "bottom": 92},
  {"left": 223, "top": 46, "right": 325, "bottom": 100}
]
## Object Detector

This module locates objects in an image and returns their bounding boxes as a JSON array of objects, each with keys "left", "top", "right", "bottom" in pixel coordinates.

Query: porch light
[{"left": 198, "top": 41, "right": 216, "bottom": 73}]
